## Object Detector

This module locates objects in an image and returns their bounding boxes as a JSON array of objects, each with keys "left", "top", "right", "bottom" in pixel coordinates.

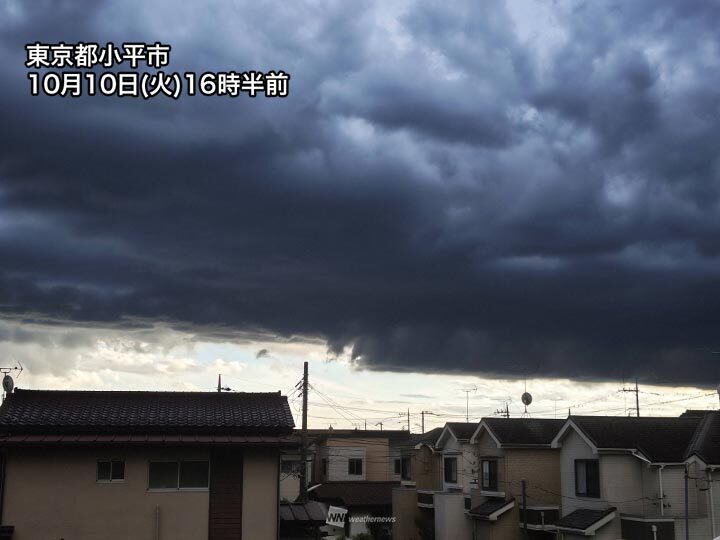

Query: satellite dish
[
  {"left": 521, "top": 392, "right": 533, "bottom": 406},
  {"left": 2, "top": 375, "right": 14, "bottom": 394}
]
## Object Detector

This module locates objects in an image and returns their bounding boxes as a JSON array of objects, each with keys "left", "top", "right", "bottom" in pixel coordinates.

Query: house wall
[
  {"left": 241, "top": 448, "right": 279, "bottom": 540},
  {"left": 392, "top": 487, "right": 419, "bottom": 540},
  {"left": 562, "top": 516, "right": 621, "bottom": 540},
  {"left": 434, "top": 490, "right": 472, "bottom": 540},
  {"left": 2, "top": 446, "right": 211, "bottom": 540},
  {"left": 476, "top": 430, "right": 507, "bottom": 495},
  {"left": 2, "top": 445, "right": 281, "bottom": 540},
  {"left": 413, "top": 445, "right": 442, "bottom": 491},
  {"left": 440, "top": 436, "right": 477, "bottom": 493},
  {"left": 474, "top": 430, "right": 560, "bottom": 507},
  {"left": 600, "top": 453, "right": 645, "bottom": 515},
  {"left": 472, "top": 504, "right": 521, "bottom": 540},
  {"left": 659, "top": 464, "right": 705, "bottom": 519},
  {"left": 505, "top": 448, "right": 561, "bottom": 507},
  {"left": 559, "top": 429, "right": 607, "bottom": 515},
  {"left": 324, "top": 437, "right": 391, "bottom": 481}
]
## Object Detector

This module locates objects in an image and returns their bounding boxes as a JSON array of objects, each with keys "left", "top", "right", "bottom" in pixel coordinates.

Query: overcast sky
[{"left": 1, "top": 0, "right": 720, "bottom": 426}]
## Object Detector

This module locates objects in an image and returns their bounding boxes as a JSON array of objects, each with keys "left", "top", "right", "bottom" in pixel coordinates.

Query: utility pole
[
  {"left": 621, "top": 379, "right": 640, "bottom": 417},
  {"left": 376, "top": 422, "right": 383, "bottom": 431},
  {"left": 407, "top": 409, "right": 411, "bottom": 433},
  {"left": 217, "top": 374, "right": 221, "bottom": 392},
  {"left": 684, "top": 464, "right": 689, "bottom": 540},
  {"left": 420, "top": 411, "right": 435, "bottom": 433},
  {"left": 522, "top": 479, "right": 528, "bottom": 540},
  {"left": 299, "top": 362, "right": 309, "bottom": 502}
]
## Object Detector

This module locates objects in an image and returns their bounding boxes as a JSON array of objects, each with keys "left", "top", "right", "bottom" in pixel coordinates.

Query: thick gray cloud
[{"left": 1, "top": 0, "right": 720, "bottom": 386}]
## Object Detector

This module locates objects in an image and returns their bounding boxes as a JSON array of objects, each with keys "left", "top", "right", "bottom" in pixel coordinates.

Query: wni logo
[{"left": 326, "top": 505, "right": 348, "bottom": 527}]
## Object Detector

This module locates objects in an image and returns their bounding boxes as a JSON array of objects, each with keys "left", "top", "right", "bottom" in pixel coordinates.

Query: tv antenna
[
  {"left": 462, "top": 386, "right": 477, "bottom": 423},
  {"left": 0, "top": 361, "right": 23, "bottom": 402},
  {"left": 521, "top": 377, "right": 532, "bottom": 416}
]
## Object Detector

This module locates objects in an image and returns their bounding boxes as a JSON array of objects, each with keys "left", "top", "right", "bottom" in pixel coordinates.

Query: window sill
[
  {"left": 480, "top": 490, "right": 505, "bottom": 497},
  {"left": 96, "top": 480, "right": 126, "bottom": 484},
  {"left": 147, "top": 488, "right": 209, "bottom": 492}
]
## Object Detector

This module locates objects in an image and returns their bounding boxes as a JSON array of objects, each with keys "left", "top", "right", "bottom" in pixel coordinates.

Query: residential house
[
  {"left": 551, "top": 413, "right": 720, "bottom": 540},
  {"left": 0, "top": 388, "right": 297, "bottom": 540},
  {"left": 468, "top": 417, "right": 565, "bottom": 540},
  {"left": 431, "top": 422, "right": 480, "bottom": 540},
  {"left": 392, "top": 427, "right": 444, "bottom": 540},
  {"left": 309, "top": 429, "right": 411, "bottom": 537}
]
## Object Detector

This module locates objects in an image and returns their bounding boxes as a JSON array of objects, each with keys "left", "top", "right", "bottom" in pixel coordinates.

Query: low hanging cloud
[{"left": 1, "top": 0, "right": 720, "bottom": 387}]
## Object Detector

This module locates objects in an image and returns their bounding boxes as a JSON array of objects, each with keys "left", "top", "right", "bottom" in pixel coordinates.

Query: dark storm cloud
[{"left": 1, "top": 0, "right": 720, "bottom": 386}]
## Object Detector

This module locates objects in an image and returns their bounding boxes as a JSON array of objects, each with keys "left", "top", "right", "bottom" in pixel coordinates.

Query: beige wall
[
  {"left": 412, "top": 445, "right": 442, "bottom": 491},
  {"left": 392, "top": 487, "right": 419, "bottom": 540},
  {"left": 242, "top": 448, "right": 279, "bottom": 540},
  {"left": 504, "top": 448, "right": 561, "bottom": 506},
  {"left": 2, "top": 445, "right": 281, "bottom": 540},
  {"left": 3, "top": 446, "right": 210, "bottom": 540},
  {"left": 324, "top": 437, "right": 391, "bottom": 481},
  {"left": 472, "top": 504, "right": 520, "bottom": 540},
  {"left": 475, "top": 430, "right": 560, "bottom": 506}
]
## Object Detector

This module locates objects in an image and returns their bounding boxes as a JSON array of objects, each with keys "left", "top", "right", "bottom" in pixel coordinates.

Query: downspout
[
  {"left": 708, "top": 469, "right": 716, "bottom": 539},
  {"left": 658, "top": 466, "right": 665, "bottom": 517},
  {"left": 155, "top": 504, "right": 160, "bottom": 540}
]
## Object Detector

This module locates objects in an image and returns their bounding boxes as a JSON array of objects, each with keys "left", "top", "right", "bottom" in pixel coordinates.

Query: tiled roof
[
  {"left": 409, "top": 427, "right": 444, "bottom": 448},
  {"left": 556, "top": 508, "right": 615, "bottom": 531},
  {"left": 483, "top": 418, "right": 565, "bottom": 446},
  {"left": 468, "top": 498, "right": 515, "bottom": 520},
  {"left": 569, "top": 416, "right": 702, "bottom": 462},
  {"left": 310, "top": 481, "right": 399, "bottom": 507},
  {"left": 686, "top": 411, "right": 720, "bottom": 465},
  {"left": 447, "top": 422, "right": 479, "bottom": 441},
  {"left": 0, "top": 389, "right": 294, "bottom": 435}
]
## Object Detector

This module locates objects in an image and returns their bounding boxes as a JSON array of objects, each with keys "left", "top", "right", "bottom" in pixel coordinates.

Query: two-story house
[
  {"left": 432, "top": 422, "right": 480, "bottom": 540},
  {"left": 0, "top": 388, "right": 297, "bottom": 540},
  {"left": 551, "top": 413, "right": 720, "bottom": 540},
  {"left": 392, "top": 427, "right": 444, "bottom": 540},
  {"left": 468, "top": 417, "right": 565, "bottom": 540},
  {"left": 309, "top": 429, "right": 410, "bottom": 537}
]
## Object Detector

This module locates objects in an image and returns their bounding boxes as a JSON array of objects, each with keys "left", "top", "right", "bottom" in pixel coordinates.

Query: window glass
[
  {"left": 401, "top": 457, "right": 412, "bottom": 481},
  {"left": 149, "top": 461, "right": 179, "bottom": 489},
  {"left": 444, "top": 457, "right": 457, "bottom": 483},
  {"left": 481, "top": 459, "right": 497, "bottom": 490},
  {"left": 575, "top": 459, "right": 599, "bottom": 497},
  {"left": 179, "top": 461, "right": 209, "bottom": 488},
  {"left": 394, "top": 459, "right": 401, "bottom": 475},
  {"left": 348, "top": 458, "right": 363, "bottom": 475},
  {"left": 111, "top": 460, "right": 125, "bottom": 481},
  {"left": 97, "top": 460, "right": 111, "bottom": 482}
]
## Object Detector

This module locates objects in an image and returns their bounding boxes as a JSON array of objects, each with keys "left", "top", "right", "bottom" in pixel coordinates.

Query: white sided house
[
  {"left": 432, "top": 422, "right": 479, "bottom": 540},
  {"left": 551, "top": 412, "right": 720, "bottom": 540}
]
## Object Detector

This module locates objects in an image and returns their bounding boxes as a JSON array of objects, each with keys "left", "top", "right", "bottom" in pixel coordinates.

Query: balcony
[
  {"left": 519, "top": 505, "right": 560, "bottom": 530},
  {"left": 417, "top": 490, "right": 436, "bottom": 508}
]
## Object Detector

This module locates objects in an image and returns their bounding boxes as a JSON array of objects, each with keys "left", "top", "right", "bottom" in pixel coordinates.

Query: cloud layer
[{"left": 1, "top": 0, "right": 720, "bottom": 386}]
